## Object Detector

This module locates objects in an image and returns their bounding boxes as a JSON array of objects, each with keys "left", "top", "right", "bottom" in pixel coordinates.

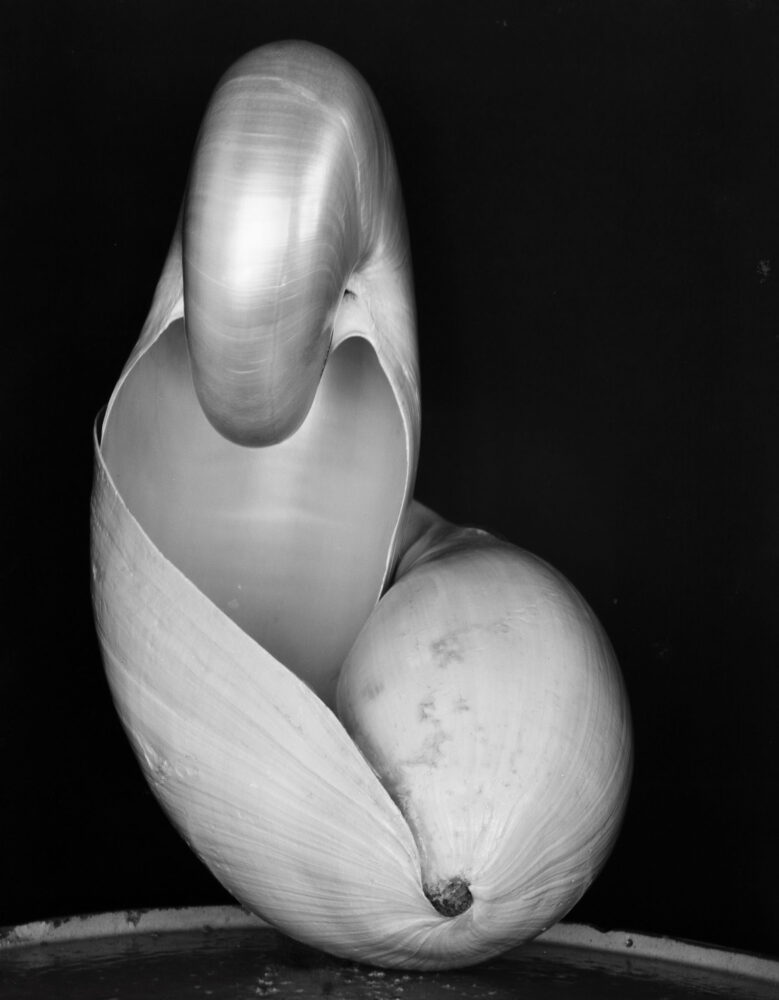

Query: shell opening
[
  {"left": 100, "top": 319, "right": 407, "bottom": 709},
  {"left": 423, "top": 877, "right": 473, "bottom": 918}
]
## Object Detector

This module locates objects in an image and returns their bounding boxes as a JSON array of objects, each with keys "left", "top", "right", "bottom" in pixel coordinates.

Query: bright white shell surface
[
  {"left": 338, "top": 533, "right": 633, "bottom": 955},
  {"left": 90, "top": 40, "right": 633, "bottom": 971}
]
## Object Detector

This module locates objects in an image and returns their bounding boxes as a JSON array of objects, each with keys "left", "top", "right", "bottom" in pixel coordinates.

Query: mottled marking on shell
[
  {"left": 402, "top": 728, "right": 452, "bottom": 770},
  {"left": 360, "top": 678, "right": 385, "bottom": 702},
  {"left": 430, "top": 634, "right": 464, "bottom": 666},
  {"left": 418, "top": 695, "right": 435, "bottom": 722}
]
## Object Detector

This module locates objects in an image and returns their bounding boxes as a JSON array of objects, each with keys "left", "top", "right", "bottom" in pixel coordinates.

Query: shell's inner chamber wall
[{"left": 100, "top": 319, "right": 406, "bottom": 707}]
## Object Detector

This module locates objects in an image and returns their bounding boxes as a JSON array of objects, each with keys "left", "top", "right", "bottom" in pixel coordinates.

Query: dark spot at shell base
[{"left": 424, "top": 876, "right": 473, "bottom": 917}]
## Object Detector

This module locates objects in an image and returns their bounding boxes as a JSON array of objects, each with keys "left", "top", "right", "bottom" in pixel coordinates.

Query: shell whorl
[
  {"left": 92, "top": 42, "right": 631, "bottom": 970},
  {"left": 182, "top": 40, "right": 408, "bottom": 446}
]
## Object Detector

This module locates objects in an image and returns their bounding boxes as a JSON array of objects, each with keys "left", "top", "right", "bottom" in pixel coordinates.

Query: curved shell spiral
[{"left": 91, "top": 40, "right": 632, "bottom": 971}]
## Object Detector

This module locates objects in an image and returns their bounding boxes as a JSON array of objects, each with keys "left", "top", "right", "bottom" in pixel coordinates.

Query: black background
[{"left": 3, "top": 0, "right": 778, "bottom": 961}]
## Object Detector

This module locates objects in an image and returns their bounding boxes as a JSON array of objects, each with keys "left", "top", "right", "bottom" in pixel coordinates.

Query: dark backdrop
[{"left": 4, "top": 0, "right": 778, "bottom": 960}]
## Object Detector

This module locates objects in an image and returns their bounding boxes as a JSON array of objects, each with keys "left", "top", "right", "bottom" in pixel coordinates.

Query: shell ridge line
[{"left": 103, "top": 234, "right": 185, "bottom": 433}]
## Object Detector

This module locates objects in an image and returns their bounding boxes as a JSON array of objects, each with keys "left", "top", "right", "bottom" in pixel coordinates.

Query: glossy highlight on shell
[{"left": 91, "top": 40, "right": 633, "bottom": 970}]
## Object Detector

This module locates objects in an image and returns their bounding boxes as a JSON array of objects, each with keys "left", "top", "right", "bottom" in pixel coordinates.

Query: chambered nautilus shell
[{"left": 91, "top": 40, "right": 632, "bottom": 970}]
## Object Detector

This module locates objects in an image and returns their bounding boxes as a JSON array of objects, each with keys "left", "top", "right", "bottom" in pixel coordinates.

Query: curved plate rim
[{"left": 1, "top": 903, "right": 777, "bottom": 986}]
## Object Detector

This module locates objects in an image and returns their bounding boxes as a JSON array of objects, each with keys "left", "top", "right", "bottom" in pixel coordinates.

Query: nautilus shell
[{"left": 91, "top": 41, "right": 632, "bottom": 970}]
